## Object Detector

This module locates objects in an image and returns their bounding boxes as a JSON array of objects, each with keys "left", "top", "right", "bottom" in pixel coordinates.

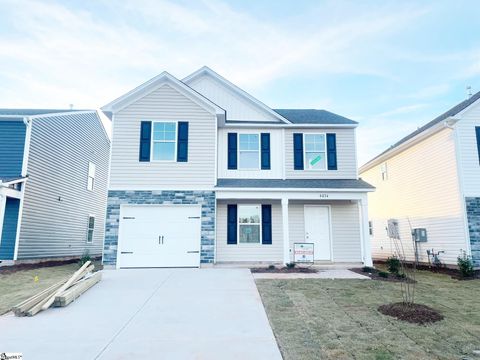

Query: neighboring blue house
[{"left": 0, "top": 109, "right": 110, "bottom": 264}]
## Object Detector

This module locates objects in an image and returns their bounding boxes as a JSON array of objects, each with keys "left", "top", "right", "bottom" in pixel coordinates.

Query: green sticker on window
[{"left": 310, "top": 155, "right": 322, "bottom": 166}]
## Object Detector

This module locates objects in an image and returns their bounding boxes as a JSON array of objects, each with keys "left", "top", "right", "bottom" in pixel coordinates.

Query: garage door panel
[{"left": 118, "top": 205, "right": 201, "bottom": 268}]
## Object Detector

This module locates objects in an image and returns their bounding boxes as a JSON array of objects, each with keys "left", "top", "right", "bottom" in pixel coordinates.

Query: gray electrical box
[{"left": 412, "top": 228, "right": 427, "bottom": 242}]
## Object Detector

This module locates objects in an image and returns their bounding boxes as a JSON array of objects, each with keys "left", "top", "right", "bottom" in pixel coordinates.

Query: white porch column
[
  {"left": 281, "top": 197, "right": 290, "bottom": 265},
  {"left": 359, "top": 195, "right": 373, "bottom": 266}
]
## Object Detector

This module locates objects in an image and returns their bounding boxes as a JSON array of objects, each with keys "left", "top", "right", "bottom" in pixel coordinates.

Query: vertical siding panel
[{"left": 0, "top": 120, "right": 26, "bottom": 177}]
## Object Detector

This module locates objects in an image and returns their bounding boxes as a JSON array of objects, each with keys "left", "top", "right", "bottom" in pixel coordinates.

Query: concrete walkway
[
  {"left": 252, "top": 269, "right": 370, "bottom": 279},
  {"left": 1, "top": 269, "right": 282, "bottom": 360}
]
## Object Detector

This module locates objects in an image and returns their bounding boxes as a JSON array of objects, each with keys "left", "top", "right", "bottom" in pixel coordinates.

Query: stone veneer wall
[
  {"left": 103, "top": 190, "right": 215, "bottom": 266},
  {"left": 466, "top": 197, "right": 480, "bottom": 267}
]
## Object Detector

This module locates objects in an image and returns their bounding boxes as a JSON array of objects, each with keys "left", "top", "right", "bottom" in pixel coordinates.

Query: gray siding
[
  {"left": 17, "top": 112, "right": 110, "bottom": 259},
  {"left": 284, "top": 128, "right": 358, "bottom": 179},
  {"left": 0, "top": 120, "right": 26, "bottom": 178},
  {"left": 216, "top": 200, "right": 283, "bottom": 262},
  {"left": 110, "top": 84, "right": 217, "bottom": 189},
  {"left": 288, "top": 201, "right": 362, "bottom": 262}
]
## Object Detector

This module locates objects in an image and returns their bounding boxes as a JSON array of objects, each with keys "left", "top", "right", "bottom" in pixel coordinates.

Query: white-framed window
[
  {"left": 238, "top": 205, "right": 262, "bottom": 244},
  {"left": 238, "top": 133, "right": 260, "bottom": 169},
  {"left": 151, "top": 122, "right": 177, "bottom": 161},
  {"left": 304, "top": 133, "right": 327, "bottom": 170},
  {"left": 381, "top": 162, "right": 388, "bottom": 181},
  {"left": 87, "top": 162, "right": 95, "bottom": 191},
  {"left": 369, "top": 221, "right": 373, "bottom": 236},
  {"left": 86, "top": 215, "right": 95, "bottom": 243}
]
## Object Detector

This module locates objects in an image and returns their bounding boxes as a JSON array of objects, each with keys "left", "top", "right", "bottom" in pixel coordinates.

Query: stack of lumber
[{"left": 12, "top": 260, "right": 102, "bottom": 317}]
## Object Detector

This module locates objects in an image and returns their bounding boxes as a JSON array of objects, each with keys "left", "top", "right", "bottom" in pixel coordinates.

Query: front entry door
[{"left": 304, "top": 205, "right": 331, "bottom": 261}]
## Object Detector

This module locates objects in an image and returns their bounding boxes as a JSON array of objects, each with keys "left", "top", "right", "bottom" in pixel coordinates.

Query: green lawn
[
  {"left": 256, "top": 270, "right": 480, "bottom": 360},
  {"left": 0, "top": 263, "right": 79, "bottom": 315}
]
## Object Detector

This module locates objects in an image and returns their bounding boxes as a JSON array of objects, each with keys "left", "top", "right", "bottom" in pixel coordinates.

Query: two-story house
[
  {"left": 102, "top": 67, "right": 374, "bottom": 268},
  {"left": 0, "top": 109, "right": 110, "bottom": 264},
  {"left": 360, "top": 91, "right": 480, "bottom": 267}
]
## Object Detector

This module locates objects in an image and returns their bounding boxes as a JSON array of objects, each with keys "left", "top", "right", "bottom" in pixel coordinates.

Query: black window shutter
[
  {"left": 228, "top": 133, "right": 238, "bottom": 170},
  {"left": 227, "top": 204, "right": 237, "bottom": 244},
  {"left": 327, "top": 133, "right": 337, "bottom": 170},
  {"left": 139, "top": 121, "right": 151, "bottom": 162},
  {"left": 260, "top": 133, "right": 271, "bottom": 170},
  {"left": 177, "top": 122, "right": 189, "bottom": 162},
  {"left": 476, "top": 127, "right": 480, "bottom": 164},
  {"left": 262, "top": 205, "right": 272, "bottom": 245},
  {"left": 293, "top": 133, "right": 304, "bottom": 170}
]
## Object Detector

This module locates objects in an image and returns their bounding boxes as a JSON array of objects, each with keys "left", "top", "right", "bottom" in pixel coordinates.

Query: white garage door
[{"left": 118, "top": 205, "right": 201, "bottom": 268}]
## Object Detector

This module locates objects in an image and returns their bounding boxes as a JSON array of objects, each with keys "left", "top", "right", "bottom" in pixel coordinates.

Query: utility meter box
[{"left": 412, "top": 228, "right": 427, "bottom": 242}]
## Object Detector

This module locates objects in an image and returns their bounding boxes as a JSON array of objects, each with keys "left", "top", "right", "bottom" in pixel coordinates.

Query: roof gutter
[{"left": 360, "top": 117, "right": 459, "bottom": 173}]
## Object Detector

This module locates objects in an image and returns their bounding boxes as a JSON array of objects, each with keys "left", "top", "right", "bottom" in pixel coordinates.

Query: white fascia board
[
  {"left": 222, "top": 123, "right": 358, "bottom": 129},
  {"left": 182, "top": 66, "right": 291, "bottom": 124},
  {"left": 102, "top": 71, "right": 225, "bottom": 117},
  {"left": 215, "top": 190, "right": 370, "bottom": 201},
  {"left": 0, "top": 178, "right": 28, "bottom": 186},
  {"left": 359, "top": 118, "right": 458, "bottom": 174},
  {"left": 451, "top": 96, "right": 480, "bottom": 118}
]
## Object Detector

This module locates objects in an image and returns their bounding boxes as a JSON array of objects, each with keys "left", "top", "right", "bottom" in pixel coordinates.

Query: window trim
[
  {"left": 237, "top": 204, "right": 262, "bottom": 245},
  {"left": 150, "top": 121, "right": 178, "bottom": 162},
  {"left": 237, "top": 133, "right": 261, "bottom": 170},
  {"left": 87, "top": 162, "right": 95, "bottom": 191},
  {"left": 86, "top": 215, "right": 95, "bottom": 243},
  {"left": 303, "top": 133, "right": 327, "bottom": 171}
]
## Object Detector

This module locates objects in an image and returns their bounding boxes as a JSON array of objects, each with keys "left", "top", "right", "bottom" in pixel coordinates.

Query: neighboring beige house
[{"left": 360, "top": 92, "right": 480, "bottom": 267}]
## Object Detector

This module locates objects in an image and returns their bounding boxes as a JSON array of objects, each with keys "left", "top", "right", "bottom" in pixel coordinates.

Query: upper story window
[
  {"left": 381, "top": 162, "right": 388, "bottom": 181},
  {"left": 87, "top": 162, "right": 95, "bottom": 191},
  {"left": 304, "top": 134, "right": 326, "bottom": 170},
  {"left": 152, "top": 122, "right": 177, "bottom": 161},
  {"left": 238, "top": 205, "right": 262, "bottom": 243},
  {"left": 239, "top": 134, "right": 260, "bottom": 169},
  {"left": 476, "top": 126, "right": 480, "bottom": 164}
]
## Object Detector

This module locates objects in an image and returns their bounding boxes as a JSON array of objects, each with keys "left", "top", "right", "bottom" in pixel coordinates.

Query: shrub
[
  {"left": 378, "top": 271, "right": 389, "bottom": 278},
  {"left": 362, "top": 266, "right": 373, "bottom": 273},
  {"left": 79, "top": 250, "right": 91, "bottom": 267},
  {"left": 286, "top": 262, "right": 296, "bottom": 269},
  {"left": 268, "top": 264, "right": 276, "bottom": 270},
  {"left": 386, "top": 256, "right": 401, "bottom": 275},
  {"left": 457, "top": 250, "right": 474, "bottom": 278}
]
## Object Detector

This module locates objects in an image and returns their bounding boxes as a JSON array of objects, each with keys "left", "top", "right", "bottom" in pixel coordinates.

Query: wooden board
[{"left": 54, "top": 272, "right": 102, "bottom": 307}]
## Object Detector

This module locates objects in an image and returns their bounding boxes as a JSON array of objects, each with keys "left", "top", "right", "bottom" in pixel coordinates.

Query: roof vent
[{"left": 466, "top": 86, "right": 472, "bottom": 99}]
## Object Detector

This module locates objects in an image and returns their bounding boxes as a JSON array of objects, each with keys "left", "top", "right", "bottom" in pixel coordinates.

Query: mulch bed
[
  {"left": 350, "top": 268, "right": 415, "bottom": 283},
  {"left": 378, "top": 302, "right": 444, "bottom": 325},
  {"left": 0, "top": 257, "right": 102, "bottom": 275},
  {"left": 251, "top": 266, "right": 318, "bottom": 273},
  {"left": 374, "top": 260, "right": 480, "bottom": 281}
]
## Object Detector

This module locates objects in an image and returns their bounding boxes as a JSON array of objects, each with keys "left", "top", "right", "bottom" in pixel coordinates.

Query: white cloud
[{"left": 0, "top": 0, "right": 430, "bottom": 108}]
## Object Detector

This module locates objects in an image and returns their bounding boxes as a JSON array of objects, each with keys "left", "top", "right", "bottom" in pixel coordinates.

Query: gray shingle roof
[
  {"left": 274, "top": 109, "right": 357, "bottom": 125},
  {"left": 365, "top": 90, "right": 480, "bottom": 165},
  {"left": 216, "top": 178, "right": 374, "bottom": 189},
  {"left": 0, "top": 109, "right": 88, "bottom": 116}
]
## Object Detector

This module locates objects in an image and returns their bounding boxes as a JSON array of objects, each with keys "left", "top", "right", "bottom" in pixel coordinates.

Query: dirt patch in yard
[
  {"left": 378, "top": 302, "right": 444, "bottom": 325},
  {"left": 350, "top": 267, "right": 415, "bottom": 283},
  {"left": 0, "top": 257, "right": 102, "bottom": 275},
  {"left": 251, "top": 266, "right": 317, "bottom": 273}
]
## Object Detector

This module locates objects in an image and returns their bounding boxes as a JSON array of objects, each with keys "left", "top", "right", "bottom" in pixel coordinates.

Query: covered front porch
[{"left": 214, "top": 179, "right": 374, "bottom": 267}]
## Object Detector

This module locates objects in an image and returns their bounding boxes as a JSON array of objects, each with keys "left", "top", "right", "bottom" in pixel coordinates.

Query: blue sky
[{"left": 0, "top": 0, "right": 479, "bottom": 164}]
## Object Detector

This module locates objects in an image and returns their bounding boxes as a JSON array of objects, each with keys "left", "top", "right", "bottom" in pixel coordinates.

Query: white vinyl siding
[
  {"left": 109, "top": 84, "right": 216, "bottom": 189},
  {"left": 186, "top": 74, "right": 281, "bottom": 122},
  {"left": 285, "top": 128, "right": 357, "bottom": 179},
  {"left": 288, "top": 201, "right": 362, "bottom": 262},
  {"left": 218, "top": 128, "right": 283, "bottom": 179},
  {"left": 17, "top": 112, "right": 110, "bottom": 259},
  {"left": 216, "top": 200, "right": 283, "bottom": 262},
  {"left": 361, "top": 128, "right": 467, "bottom": 265},
  {"left": 456, "top": 102, "right": 480, "bottom": 197}
]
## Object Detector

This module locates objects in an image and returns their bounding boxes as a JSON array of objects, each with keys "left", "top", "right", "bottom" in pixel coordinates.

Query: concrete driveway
[{"left": 1, "top": 268, "right": 282, "bottom": 360}]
